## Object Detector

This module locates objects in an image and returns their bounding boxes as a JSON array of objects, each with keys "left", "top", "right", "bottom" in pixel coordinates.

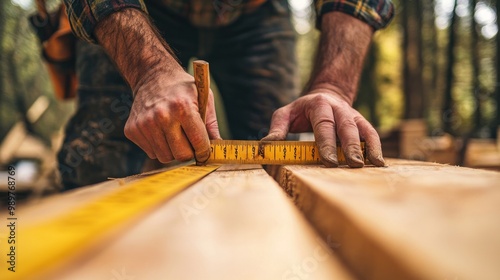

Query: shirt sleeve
[
  {"left": 314, "top": 0, "right": 395, "bottom": 30},
  {"left": 64, "top": 0, "right": 149, "bottom": 43}
]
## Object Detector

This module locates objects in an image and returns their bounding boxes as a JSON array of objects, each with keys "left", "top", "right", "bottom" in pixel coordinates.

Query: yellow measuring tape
[
  {"left": 0, "top": 165, "right": 218, "bottom": 280},
  {"left": 0, "top": 140, "right": 363, "bottom": 279},
  {"left": 207, "top": 140, "right": 366, "bottom": 165}
]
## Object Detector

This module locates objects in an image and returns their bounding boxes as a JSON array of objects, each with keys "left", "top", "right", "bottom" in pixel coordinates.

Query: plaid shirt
[{"left": 65, "top": 0, "right": 394, "bottom": 43}]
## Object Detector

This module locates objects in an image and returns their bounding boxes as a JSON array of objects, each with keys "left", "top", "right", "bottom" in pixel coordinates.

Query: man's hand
[
  {"left": 263, "top": 12, "right": 385, "bottom": 168},
  {"left": 126, "top": 71, "right": 220, "bottom": 163},
  {"left": 264, "top": 90, "right": 384, "bottom": 167},
  {"left": 95, "top": 9, "right": 220, "bottom": 163}
]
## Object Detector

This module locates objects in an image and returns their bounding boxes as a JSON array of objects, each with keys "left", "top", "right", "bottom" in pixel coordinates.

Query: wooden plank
[
  {"left": 272, "top": 159, "right": 500, "bottom": 280},
  {"left": 399, "top": 119, "right": 427, "bottom": 160},
  {"left": 464, "top": 139, "right": 500, "bottom": 171},
  {"left": 1, "top": 165, "right": 353, "bottom": 280}
]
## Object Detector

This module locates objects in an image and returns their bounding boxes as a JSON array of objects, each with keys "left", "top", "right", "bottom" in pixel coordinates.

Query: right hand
[{"left": 124, "top": 71, "right": 221, "bottom": 163}]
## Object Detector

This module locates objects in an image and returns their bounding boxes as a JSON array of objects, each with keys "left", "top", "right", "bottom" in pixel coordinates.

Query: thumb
[
  {"left": 206, "top": 91, "right": 221, "bottom": 140},
  {"left": 261, "top": 106, "right": 291, "bottom": 141}
]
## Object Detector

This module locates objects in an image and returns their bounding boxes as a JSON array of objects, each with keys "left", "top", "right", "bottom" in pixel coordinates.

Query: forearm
[
  {"left": 305, "top": 12, "right": 373, "bottom": 105},
  {"left": 94, "top": 8, "right": 182, "bottom": 92}
]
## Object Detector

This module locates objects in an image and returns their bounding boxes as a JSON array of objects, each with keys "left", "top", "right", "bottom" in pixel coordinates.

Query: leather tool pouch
[{"left": 29, "top": 2, "right": 77, "bottom": 100}]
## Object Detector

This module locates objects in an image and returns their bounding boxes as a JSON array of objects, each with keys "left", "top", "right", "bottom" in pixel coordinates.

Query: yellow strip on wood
[{"left": 0, "top": 165, "right": 219, "bottom": 280}]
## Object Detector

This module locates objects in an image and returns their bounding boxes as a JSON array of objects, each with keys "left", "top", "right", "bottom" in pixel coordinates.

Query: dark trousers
[{"left": 57, "top": 0, "right": 298, "bottom": 190}]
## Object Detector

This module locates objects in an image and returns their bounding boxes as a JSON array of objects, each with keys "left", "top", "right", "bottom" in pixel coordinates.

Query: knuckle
[
  {"left": 313, "top": 117, "right": 335, "bottom": 132},
  {"left": 353, "top": 115, "right": 378, "bottom": 135},
  {"left": 353, "top": 114, "right": 365, "bottom": 123},
  {"left": 207, "top": 119, "right": 219, "bottom": 130},
  {"left": 124, "top": 122, "right": 136, "bottom": 139},
  {"left": 169, "top": 98, "right": 190, "bottom": 115},
  {"left": 272, "top": 108, "right": 284, "bottom": 119},
  {"left": 365, "top": 127, "right": 380, "bottom": 139},
  {"left": 155, "top": 108, "right": 171, "bottom": 123},
  {"left": 345, "top": 142, "right": 361, "bottom": 150},
  {"left": 176, "top": 152, "right": 194, "bottom": 162},
  {"left": 141, "top": 113, "right": 156, "bottom": 127},
  {"left": 318, "top": 143, "right": 336, "bottom": 154},
  {"left": 124, "top": 123, "right": 132, "bottom": 137},
  {"left": 338, "top": 119, "right": 357, "bottom": 131},
  {"left": 311, "top": 93, "right": 331, "bottom": 105}
]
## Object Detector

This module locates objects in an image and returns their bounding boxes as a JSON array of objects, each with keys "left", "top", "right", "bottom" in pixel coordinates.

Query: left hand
[{"left": 262, "top": 89, "right": 385, "bottom": 168}]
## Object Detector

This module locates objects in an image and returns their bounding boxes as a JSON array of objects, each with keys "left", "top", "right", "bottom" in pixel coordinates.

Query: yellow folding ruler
[
  {"left": 0, "top": 142, "right": 363, "bottom": 279},
  {"left": 0, "top": 165, "right": 218, "bottom": 280},
  {"left": 207, "top": 140, "right": 366, "bottom": 165},
  {"left": 193, "top": 61, "right": 366, "bottom": 166},
  {"left": 0, "top": 62, "right": 367, "bottom": 280}
]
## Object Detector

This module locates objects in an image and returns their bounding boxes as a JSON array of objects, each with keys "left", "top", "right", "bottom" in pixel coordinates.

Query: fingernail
[
  {"left": 377, "top": 155, "right": 387, "bottom": 167},
  {"left": 196, "top": 154, "right": 209, "bottom": 164},
  {"left": 354, "top": 154, "right": 363, "bottom": 162},
  {"left": 348, "top": 152, "right": 364, "bottom": 168},
  {"left": 326, "top": 155, "right": 339, "bottom": 167},
  {"left": 195, "top": 148, "right": 210, "bottom": 163}
]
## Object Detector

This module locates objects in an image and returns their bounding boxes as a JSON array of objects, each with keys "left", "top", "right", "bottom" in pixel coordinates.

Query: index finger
[
  {"left": 308, "top": 103, "right": 339, "bottom": 167},
  {"left": 354, "top": 112, "right": 385, "bottom": 167},
  {"left": 180, "top": 110, "right": 211, "bottom": 163},
  {"left": 333, "top": 105, "right": 364, "bottom": 168}
]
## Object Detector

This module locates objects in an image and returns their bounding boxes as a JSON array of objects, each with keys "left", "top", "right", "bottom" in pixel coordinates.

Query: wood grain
[
  {"left": 2, "top": 166, "right": 352, "bottom": 280},
  {"left": 272, "top": 159, "right": 500, "bottom": 280}
]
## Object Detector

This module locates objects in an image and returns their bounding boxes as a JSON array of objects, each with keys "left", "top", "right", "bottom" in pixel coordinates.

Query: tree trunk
[
  {"left": 470, "top": 0, "right": 482, "bottom": 136},
  {"left": 366, "top": 42, "right": 380, "bottom": 128},
  {"left": 442, "top": 0, "right": 458, "bottom": 134},
  {"left": 495, "top": 0, "right": 500, "bottom": 138},
  {"left": 355, "top": 42, "right": 380, "bottom": 128},
  {"left": 416, "top": 0, "right": 425, "bottom": 118},
  {"left": 0, "top": 1, "right": 5, "bottom": 137},
  {"left": 421, "top": 0, "right": 439, "bottom": 126},
  {"left": 402, "top": 0, "right": 424, "bottom": 119},
  {"left": 429, "top": 0, "right": 439, "bottom": 97},
  {"left": 424, "top": 0, "right": 439, "bottom": 119}
]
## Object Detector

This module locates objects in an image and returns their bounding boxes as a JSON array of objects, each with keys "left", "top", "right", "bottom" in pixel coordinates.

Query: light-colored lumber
[
  {"left": 399, "top": 119, "right": 427, "bottom": 160},
  {"left": 2, "top": 165, "right": 352, "bottom": 280},
  {"left": 464, "top": 139, "right": 500, "bottom": 171},
  {"left": 272, "top": 159, "right": 500, "bottom": 280}
]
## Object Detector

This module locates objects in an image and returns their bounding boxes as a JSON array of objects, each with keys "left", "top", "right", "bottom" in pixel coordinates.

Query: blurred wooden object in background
[{"left": 464, "top": 138, "right": 500, "bottom": 171}]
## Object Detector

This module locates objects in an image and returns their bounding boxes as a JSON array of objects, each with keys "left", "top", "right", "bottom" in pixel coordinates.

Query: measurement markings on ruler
[{"left": 206, "top": 140, "right": 366, "bottom": 165}]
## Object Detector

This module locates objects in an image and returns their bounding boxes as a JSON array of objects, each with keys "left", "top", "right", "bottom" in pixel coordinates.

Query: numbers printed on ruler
[
  {"left": 207, "top": 140, "right": 366, "bottom": 165},
  {"left": 208, "top": 140, "right": 309, "bottom": 165}
]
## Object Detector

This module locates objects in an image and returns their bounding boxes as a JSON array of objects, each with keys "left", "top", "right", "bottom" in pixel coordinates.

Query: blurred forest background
[
  {"left": 0, "top": 0, "right": 73, "bottom": 145},
  {"left": 1, "top": 0, "right": 500, "bottom": 171},
  {"left": 291, "top": 0, "right": 500, "bottom": 138}
]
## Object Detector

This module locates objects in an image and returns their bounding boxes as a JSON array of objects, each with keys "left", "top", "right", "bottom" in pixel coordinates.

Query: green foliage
[
  {"left": 373, "top": 27, "right": 404, "bottom": 132},
  {"left": 0, "top": 1, "right": 74, "bottom": 145}
]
